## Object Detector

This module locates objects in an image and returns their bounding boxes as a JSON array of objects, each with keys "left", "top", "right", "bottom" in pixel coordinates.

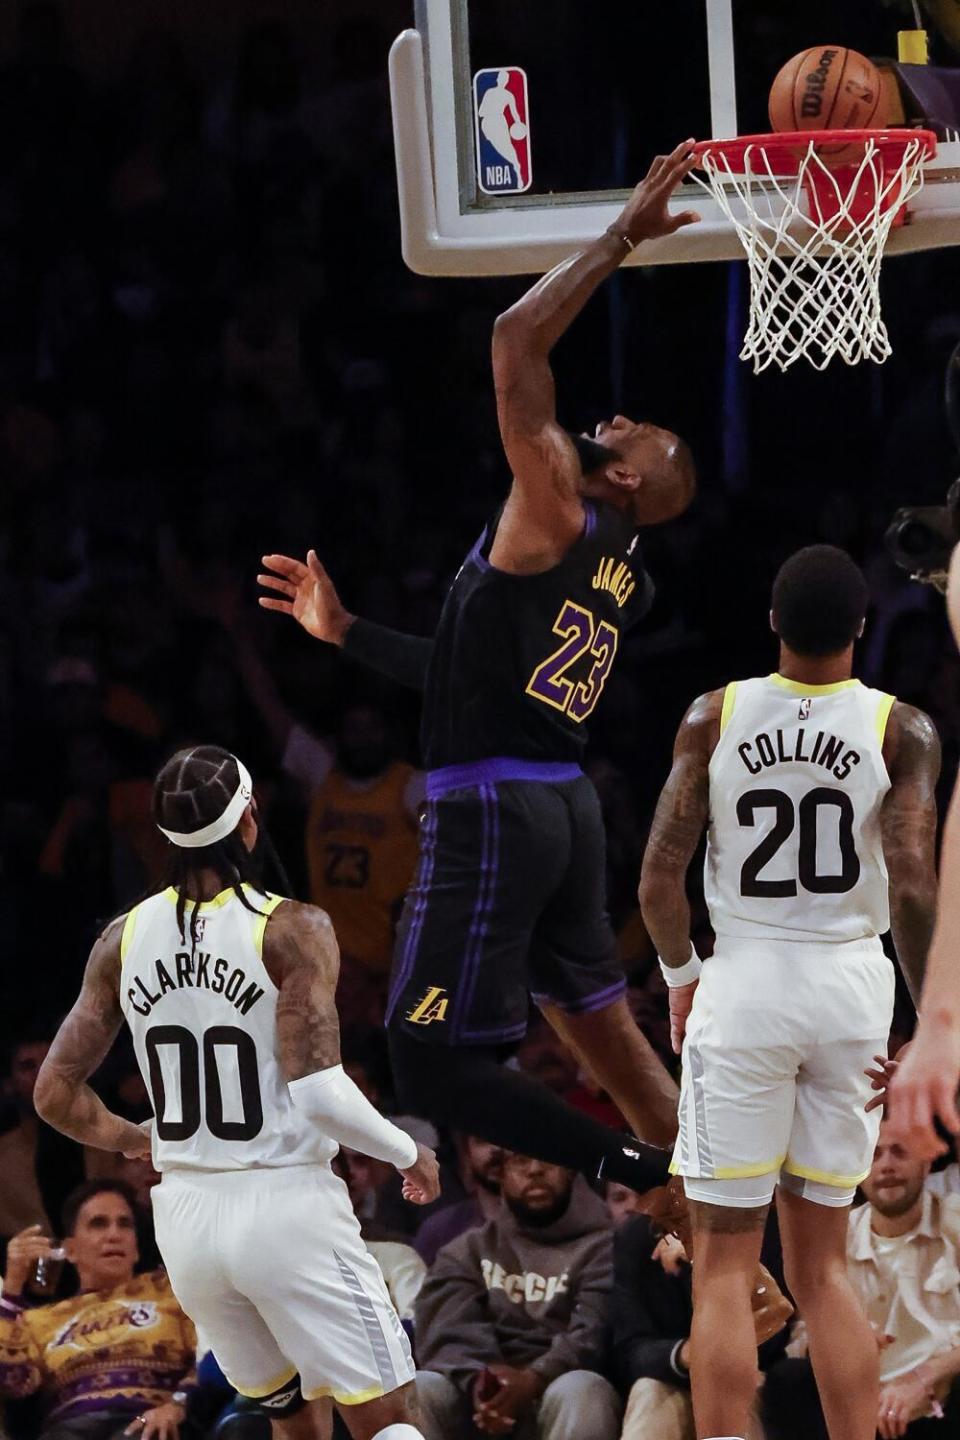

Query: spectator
[
  {"left": 0, "top": 1035, "right": 84, "bottom": 1247},
  {"left": 220, "top": 606, "right": 421, "bottom": 1023},
  {"left": 0, "top": 1036, "right": 54, "bottom": 1240},
  {"left": 604, "top": 1181, "right": 644, "bottom": 1228},
  {"left": 0, "top": 1180, "right": 197, "bottom": 1440},
  {"left": 415, "top": 1134, "right": 504, "bottom": 1267},
  {"left": 766, "top": 1122, "right": 960, "bottom": 1439},
  {"left": 612, "top": 1214, "right": 767, "bottom": 1440},
  {"left": 414, "top": 1151, "right": 621, "bottom": 1440}
]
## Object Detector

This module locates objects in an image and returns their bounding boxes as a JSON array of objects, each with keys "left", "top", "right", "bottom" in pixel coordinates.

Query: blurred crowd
[{"left": 1, "top": 2, "right": 960, "bottom": 1437}]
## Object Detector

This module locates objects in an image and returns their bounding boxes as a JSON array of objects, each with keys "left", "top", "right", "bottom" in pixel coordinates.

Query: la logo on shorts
[{"left": 406, "top": 986, "right": 450, "bottom": 1025}]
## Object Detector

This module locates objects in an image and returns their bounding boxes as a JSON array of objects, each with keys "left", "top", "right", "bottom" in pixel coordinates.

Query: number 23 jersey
[
  {"left": 705, "top": 675, "right": 895, "bottom": 945},
  {"left": 119, "top": 886, "right": 336, "bottom": 1172},
  {"left": 420, "top": 500, "right": 654, "bottom": 768}
]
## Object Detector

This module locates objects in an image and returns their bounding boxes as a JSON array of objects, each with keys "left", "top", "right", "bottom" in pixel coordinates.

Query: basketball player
[
  {"left": 34, "top": 746, "right": 439, "bottom": 1440},
  {"left": 258, "top": 142, "right": 702, "bottom": 1199},
  {"left": 639, "top": 545, "right": 941, "bottom": 1440},
  {"left": 887, "top": 543, "right": 960, "bottom": 1157}
]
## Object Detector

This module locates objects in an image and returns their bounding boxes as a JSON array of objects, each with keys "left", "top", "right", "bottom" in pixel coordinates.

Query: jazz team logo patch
[{"left": 473, "top": 67, "right": 532, "bottom": 195}]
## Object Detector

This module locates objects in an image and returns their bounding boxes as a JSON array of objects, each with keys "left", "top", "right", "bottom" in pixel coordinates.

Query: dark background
[{"left": 0, "top": 0, "right": 958, "bottom": 1065}]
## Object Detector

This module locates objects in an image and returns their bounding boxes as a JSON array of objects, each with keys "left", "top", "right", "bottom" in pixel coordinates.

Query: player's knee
[
  {"left": 233, "top": 1376, "right": 305, "bottom": 1421},
  {"left": 783, "top": 1249, "right": 849, "bottom": 1304}
]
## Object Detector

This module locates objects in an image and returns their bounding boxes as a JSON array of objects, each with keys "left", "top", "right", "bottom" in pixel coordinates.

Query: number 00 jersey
[
  {"left": 421, "top": 500, "right": 654, "bottom": 768},
  {"left": 119, "top": 885, "right": 335, "bottom": 1173},
  {"left": 704, "top": 675, "right": 896, "bottom": 945}
]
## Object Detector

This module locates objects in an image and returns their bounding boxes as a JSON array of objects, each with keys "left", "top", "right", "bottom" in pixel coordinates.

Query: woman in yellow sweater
[{"left": 0, "top": 1180, "right": 196, "bottom": 1440}]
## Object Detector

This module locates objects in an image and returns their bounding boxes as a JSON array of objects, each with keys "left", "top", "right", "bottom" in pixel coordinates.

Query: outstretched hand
[
  {"left": 885, "top": 1028, "right": 960, "bottom": 1160},
  {"left": 613, "top": 140, "right": 701, "bottom": 246},
  {"left": 258, "top": 550, "right": 355, "bottom": 645}
]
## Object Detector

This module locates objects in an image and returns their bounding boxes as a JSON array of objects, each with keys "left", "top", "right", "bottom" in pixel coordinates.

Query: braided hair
[{"left": 154, "top": 745, "right": 270, "bottom": 952}]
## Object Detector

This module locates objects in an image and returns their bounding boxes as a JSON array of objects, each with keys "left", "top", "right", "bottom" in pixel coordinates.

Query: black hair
[
  {"left": 154, "top": 745, "right": 270, "bottom": 952},
  {"left": 62, "top": 1178, "right": 138, "bottom": 1237},
  {"left": 771, "top": 545, "right": 868, "bottom": 658}
]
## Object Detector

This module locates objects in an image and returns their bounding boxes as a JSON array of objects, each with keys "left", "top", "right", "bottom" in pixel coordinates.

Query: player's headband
[{"left": 158, "top": 757, "right": 254, "bottom": 849}]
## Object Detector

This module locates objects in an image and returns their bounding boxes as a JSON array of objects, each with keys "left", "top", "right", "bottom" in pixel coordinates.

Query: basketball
[
  {"left": 509, "top": 121, "right": 528, "bottom": 141},
  {"left": 768, "top": 46, "right": 886, "bottom": 158}
]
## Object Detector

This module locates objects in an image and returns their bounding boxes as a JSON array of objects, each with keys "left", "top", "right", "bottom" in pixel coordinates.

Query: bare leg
[
  {"left": 776, "top": 1188, "right": 878, "bottom": 1440},
  {"left": 273, "top": 1400, "right": 332, "bottom": 1440},
  {"left": 540, "top": 996, "right": 679, "bottom": 1147},
  {"left": 338, "top": 1379, "right": 422, "bottom": 1439},
  {"left": 688, "top": 1199, "right": 767, "bottom": 1440}
]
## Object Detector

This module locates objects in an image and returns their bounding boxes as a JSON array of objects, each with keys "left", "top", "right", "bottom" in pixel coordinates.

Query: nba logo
[
  {"left": 473, "top": 67, "right": 532, "bottom": 195},
  {"left": 798, "top": 698, "right": 812, "bottom": 720}
]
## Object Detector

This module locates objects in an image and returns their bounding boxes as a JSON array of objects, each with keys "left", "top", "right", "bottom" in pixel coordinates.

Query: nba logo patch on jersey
[
  {"left": 798, "top": 697, "right": 812, "bottom": 720},
  {"left": 473, "top": 68, "right": 532, "bottom": 195}
]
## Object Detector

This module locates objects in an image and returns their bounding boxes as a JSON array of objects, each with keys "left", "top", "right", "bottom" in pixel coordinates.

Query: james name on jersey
[{"left": 127, "top": 950, "right": 264, "bottom": 1019}]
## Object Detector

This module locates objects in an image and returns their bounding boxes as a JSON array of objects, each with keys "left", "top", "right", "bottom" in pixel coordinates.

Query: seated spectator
[
  {"left": 766, "top": 1121, "right": 960, "bottom": 1440},
  {"left": 414, "top": 1151, "right": 621, "bottom": 1440},
  {"left": 0, "top": 1180, "right": 197, "bottom": 1440},
  {"left": 604, "top": 1181, "right": 644, "bottom": 1229},
  {"left": 612, "top": 1214, "right": 766, "bottom": 1440},
  {"left": 415, "top": 1134, "right": 504, "bottom": 1267},
  {"left": 0, "top": 1035, "right": 84, "bottom": 1248}
]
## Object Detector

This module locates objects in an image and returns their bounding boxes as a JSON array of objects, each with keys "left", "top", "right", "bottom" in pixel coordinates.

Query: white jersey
[
  {"left": 120, "top": 884, "right": 336, "bottom": 1173},
  {"left": 704, "top": 674, "right": 895, "bottom": 944}
]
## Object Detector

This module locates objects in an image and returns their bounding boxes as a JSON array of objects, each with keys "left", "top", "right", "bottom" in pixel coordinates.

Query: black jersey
[{"left": 421, "top": 500, "right": 654, "bottom": 768}]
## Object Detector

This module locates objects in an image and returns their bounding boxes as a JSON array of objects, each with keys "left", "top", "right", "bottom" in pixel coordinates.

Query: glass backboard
[{"left": 390, "top": 0, "right": 960, "bottom": 274}]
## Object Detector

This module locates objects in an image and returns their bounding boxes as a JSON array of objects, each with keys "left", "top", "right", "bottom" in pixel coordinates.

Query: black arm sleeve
[
  {"left": 340, "top": 618, "right": 435, "bottom": 692},
  {"left": 611, "top": 1216, "right": 693, "bottom": 1391}
]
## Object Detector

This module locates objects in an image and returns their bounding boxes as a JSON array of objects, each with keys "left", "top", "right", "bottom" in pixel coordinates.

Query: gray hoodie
[{"left": 414, "top": 1177, "right": 613, "bottom": 1393}]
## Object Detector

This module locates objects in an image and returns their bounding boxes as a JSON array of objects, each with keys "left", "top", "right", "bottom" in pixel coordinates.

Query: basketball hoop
[{"left": 691, "top": 130, "right": 938, "bottom": 373}]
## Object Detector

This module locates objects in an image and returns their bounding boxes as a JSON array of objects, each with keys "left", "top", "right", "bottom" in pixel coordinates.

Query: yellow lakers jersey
[{"left": 305, "top": 762, "right": 418, "bottom": 974}]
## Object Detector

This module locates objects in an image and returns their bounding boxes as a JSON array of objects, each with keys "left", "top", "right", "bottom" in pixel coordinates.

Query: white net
[{"left": 694, "top": 136, "right": 931, "bottom": 373}]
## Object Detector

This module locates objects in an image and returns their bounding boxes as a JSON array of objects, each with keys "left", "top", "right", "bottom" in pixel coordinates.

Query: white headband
[{"left": 158, "top": 757, "right": 254, "bottom": 849}]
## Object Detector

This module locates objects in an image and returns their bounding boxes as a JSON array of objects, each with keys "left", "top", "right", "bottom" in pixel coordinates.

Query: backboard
[{"left": 389, "top": 0, "right": 960, "bottom": 275}]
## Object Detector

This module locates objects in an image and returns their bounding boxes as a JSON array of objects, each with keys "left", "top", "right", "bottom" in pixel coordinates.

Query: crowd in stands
[{"left": 2, "top": 1, "right": 960, "bottom": 1437}]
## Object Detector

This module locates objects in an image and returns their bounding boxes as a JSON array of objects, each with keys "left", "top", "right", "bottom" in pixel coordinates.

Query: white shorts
[
  {"left": 671, "top": 939, "right": 894, "bottom": 1209},
  {"left": 152, "top": 1163, "right": 415, "bottom": 1405}
]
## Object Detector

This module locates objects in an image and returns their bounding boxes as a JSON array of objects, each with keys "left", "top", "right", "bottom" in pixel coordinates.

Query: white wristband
[
  {"left": 658, "top": 946, "right": 702, "bottom": 988},
  {"left": 289, "top": 1065, "right": 418, "bottom": 1170}
]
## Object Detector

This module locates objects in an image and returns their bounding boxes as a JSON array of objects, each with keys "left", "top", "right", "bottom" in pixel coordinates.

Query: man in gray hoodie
[{"left": 414, "top": 1151, "right": 621, "bottom": 1439}]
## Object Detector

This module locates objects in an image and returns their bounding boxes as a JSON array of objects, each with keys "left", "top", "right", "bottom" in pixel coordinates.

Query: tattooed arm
[
  {"left": 880, "top": 702, "right": 941, "bottom": 1007},
  {"left": 263, "top": 902, "right": 440, "bottom": 1200},
  {"left": 262, "top": 900, "right": 343, "bottom": 1080},
  {"left": 639, "top": 690, "right": 721, "bottom": 968},
  {"left": 34, "top": 919, "right": 150, "bottom": 1154}
]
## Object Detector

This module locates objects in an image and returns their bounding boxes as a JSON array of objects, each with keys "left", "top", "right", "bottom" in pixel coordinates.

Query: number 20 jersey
[
  {"left": 119, "top": 886, "right": 336, "bottom": 1172},
  {"left": 420, "top": 501, "right": 654, "bottom": 769},
  {"left": 704, "top": 676, "right": 895, "bottom": 945}
]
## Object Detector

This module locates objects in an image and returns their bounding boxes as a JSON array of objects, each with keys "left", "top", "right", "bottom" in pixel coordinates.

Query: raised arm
[
  {"left": 491, "top": 143, "right": 698, "bottom": 547},
  {"left": 34, "top": 920, "right": 151, "bottom": 1154},
  {"left": 879, "top": 701, "right": 941, "bottom": 1007},
  {"left": 258, "top": 550, "right": 433, "bottom": 692},
  {"left": 887, "top": 550, "right": 960, "bottom": 1155},
  {"left": 639, "top": 690, "right": 720, "bottom": 1052},
  {"left": 264, "top": 902, "right": 439, "bottom": 1202}
]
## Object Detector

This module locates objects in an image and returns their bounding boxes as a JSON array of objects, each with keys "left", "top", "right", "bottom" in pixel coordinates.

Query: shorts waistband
[
  {"left": 426, "top": 758, "right": 583, "bottom": 797},
  {"left": 159, "top": 1162, "right": 331, "bottom": 1190},
  {"left": 711, "top": 934, "right": 885, "bottom": 958}
]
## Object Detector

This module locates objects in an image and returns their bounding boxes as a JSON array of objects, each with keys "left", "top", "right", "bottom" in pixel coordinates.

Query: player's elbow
[
  {"left": 492, "top": 307, "right": 539, "bottom": 363},
  {"left": 33, "top": 1063, "right": 67, "bottom": 1128},
  {"left": 638, "top": 864, "right": 684, "bottom": 923}
]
